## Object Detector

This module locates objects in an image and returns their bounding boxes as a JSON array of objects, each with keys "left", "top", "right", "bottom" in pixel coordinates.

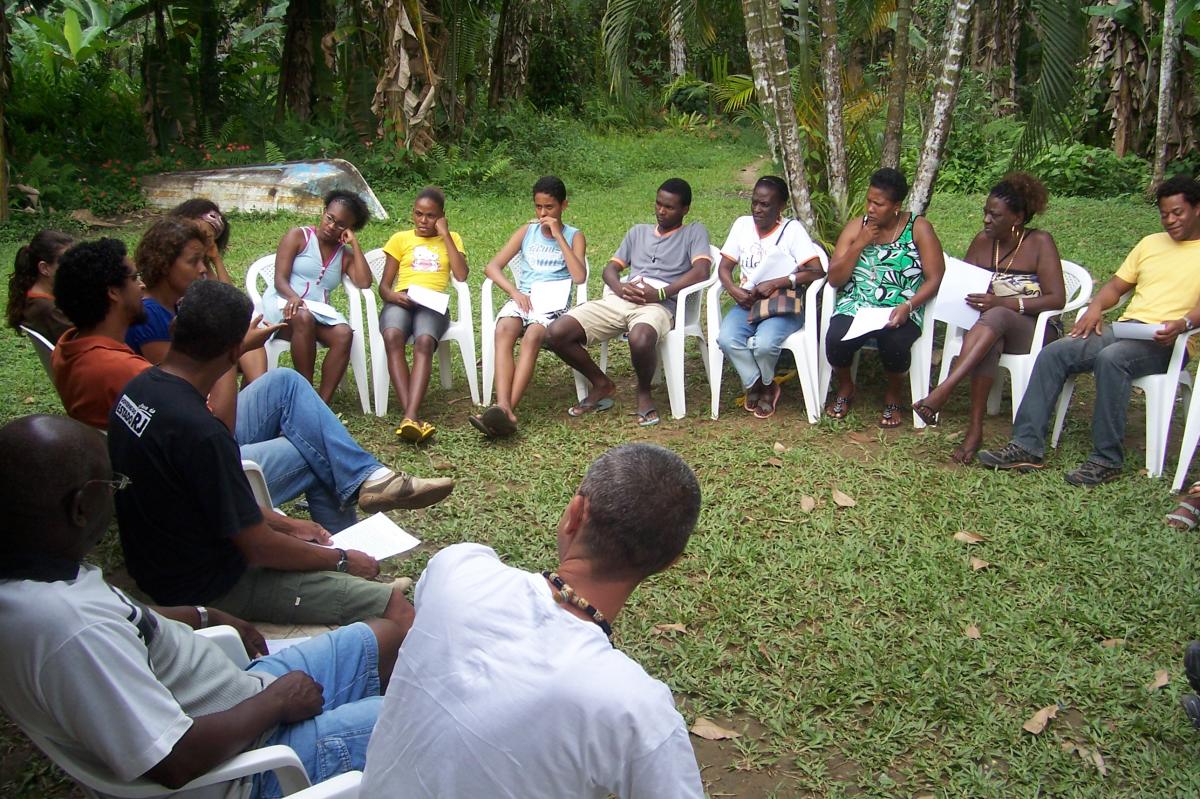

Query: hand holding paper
[{"left": 405, "top": 284, "right": 451, "bottom": 315}]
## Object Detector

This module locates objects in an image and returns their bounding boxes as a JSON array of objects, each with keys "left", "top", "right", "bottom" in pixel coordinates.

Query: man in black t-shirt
[{"left": 108, "top": 281, "right": 426, "bottom": 626}]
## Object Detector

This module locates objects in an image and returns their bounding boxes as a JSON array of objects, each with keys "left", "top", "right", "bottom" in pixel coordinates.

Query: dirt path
[{"left": 737, "top": 155, "right": 773, "bottom": 191}]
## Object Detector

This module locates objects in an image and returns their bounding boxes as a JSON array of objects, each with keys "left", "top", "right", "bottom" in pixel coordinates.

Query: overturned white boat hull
[{"left": 141, "top": 158, "right": 389, "bottom": 220}]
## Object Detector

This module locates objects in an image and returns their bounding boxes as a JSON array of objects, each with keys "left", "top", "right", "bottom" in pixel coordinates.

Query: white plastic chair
[
  {"left": 816, "top": 280, "right": 943, "bottom": 429},
  {"left": 577, "top": 246, "right": 719, "bottom": 419},
  {"left": 1171, "top": 377, "right": 1200, "bottom": 490},
  {"left": 935, "top": 259, "right": 1094, "bottom": 421},
  {"left": 244, "top": 255, "right": 371, "bottom": 414},
  {"left": 241, "top": 459, "right": 274, "bottom": 508},
  {"left": 19, "top": 324, "right": 56, "bottom": 378},
  {"left": 480, "top": 257, "right": 590, "bottom": 406},
  {"left": 22, "top": 625, "right": 320, "bottom": 798},
  {"left": 362, "top": 248, "right": 480, "bottom": 417},
  {"left": 1050, "top": 292, "right": 1196, "bottom": 478},
  {"left": 705, "top": 250, "right": 829, "bottom": 423}
]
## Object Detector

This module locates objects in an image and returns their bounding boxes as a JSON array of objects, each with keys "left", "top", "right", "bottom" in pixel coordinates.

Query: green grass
[{"left": 2, "top": 127, "right": 1197, "bottom": 798}]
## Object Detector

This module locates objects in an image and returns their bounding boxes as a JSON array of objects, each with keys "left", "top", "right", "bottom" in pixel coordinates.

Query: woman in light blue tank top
[
  {"left": 473, "top": 176, "right": 588, "bottom": 437},
  {"left": 268, "top": 190, "right": 373, "bottom": 404}
]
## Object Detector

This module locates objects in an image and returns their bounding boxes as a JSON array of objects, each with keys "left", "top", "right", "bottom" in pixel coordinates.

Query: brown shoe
[{"left": 359, "top": 472, "right": 454, "bottom": 512}]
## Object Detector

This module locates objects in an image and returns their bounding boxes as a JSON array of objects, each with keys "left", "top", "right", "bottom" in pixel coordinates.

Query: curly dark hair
[
  {"left": 54, "top": 238, "right": 130, "bottom": 331},
  {"left": 7, "top": 230, "right": 75, "bottom": 332},
  {"left": 414, "top": 186, "right": 446, "bottom": 212},
  {"left": 324, "top": 190, "right": 370, "bottom": 230},
  {"left": 172, "top": 280, "right": 252, "bottom": 361},
  {"left": 135, "top": 217, "right": 210, "bottom": 290},
  {"left": 990, "top": 172, "right": 1049, "bottom": 224},
  {"left": 1156, "top": 174, "right": 1200, "bottom": 206},
  {"left": 869, "top": 168, "right": 909, "bottom": 203},
  {"left": 171, "top": 198, "right": 230, "bottom": 252}
]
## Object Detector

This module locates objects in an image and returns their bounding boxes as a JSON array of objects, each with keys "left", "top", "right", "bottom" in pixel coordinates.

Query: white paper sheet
[
  {"left": 629, "top": 276, "right": 668, "bottom": 290},
  {"left": 265, "top": 636, "right": 311, "bottom": 653},
  {"left": 844, "top": 306, "right": 897, "bottom": 341},
  {"left": 325, "top": 513, "right": 421, "bottom": 560},
  {"left": 405, "top": 285, "right": 450, "bottom": 315},
  {"left": 277, "top": 297, "right": 339, "bottom": 320},
  {"left": 934, "top": 258, "right": 994, "bottom": 331},
  {"left": 530, "top": 278, "right": 573, "bottom": 316},
  {"left": 1113, "top": 321, "right": 1165, "bottom": 340},
  {"left": 744, "top": 248, "right": 796, "bottom": 286}
]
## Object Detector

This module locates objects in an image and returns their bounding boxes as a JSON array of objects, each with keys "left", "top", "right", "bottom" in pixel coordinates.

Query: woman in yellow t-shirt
[{"left": 379, "top": 187, "right": 468, "bottom": 443}]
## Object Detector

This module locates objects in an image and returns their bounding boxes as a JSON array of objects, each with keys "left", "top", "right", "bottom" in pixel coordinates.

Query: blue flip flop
[
  {"left": 637, "top": 408, "right": 660, "bottom": 427},
  {"left": 568, "top": 397, "right": 615, "bottom": 417}
]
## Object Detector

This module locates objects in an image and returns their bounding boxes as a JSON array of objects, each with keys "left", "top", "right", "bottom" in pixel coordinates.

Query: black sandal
[
  {"left": 825, "top": 395, "right": 853, "bottom": 420},
  {"left": 879, "top": 403, "right": 904, "bottom": 429}
]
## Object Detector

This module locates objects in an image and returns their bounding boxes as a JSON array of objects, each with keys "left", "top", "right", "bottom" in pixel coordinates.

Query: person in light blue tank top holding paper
[
  {"left": 266, "top": 191, "right": 373, "bottom": 405},
  {"left": 473, "top": 176, "right": 588, "bottom": 438}
]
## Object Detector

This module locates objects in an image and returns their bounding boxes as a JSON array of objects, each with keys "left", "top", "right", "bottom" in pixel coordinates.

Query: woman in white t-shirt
[{"left": 715, "top": 176, "right": 825, "bottom": 418}]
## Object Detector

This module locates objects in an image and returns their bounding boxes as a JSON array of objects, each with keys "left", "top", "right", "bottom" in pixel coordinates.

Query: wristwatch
[
  {"left": 335, "top": 548, "right": 349, "bottom": 572},
  {"left": 1185, "top": 317, "right": 1195, "bottom": 331},
  {"left": 788, "top": 273, "right": 798, "bottom": 289}
]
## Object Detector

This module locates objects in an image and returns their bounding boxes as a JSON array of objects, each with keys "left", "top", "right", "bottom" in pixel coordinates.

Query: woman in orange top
[{"left": 6, "top": 230, "right": 76, "bottom": 343}]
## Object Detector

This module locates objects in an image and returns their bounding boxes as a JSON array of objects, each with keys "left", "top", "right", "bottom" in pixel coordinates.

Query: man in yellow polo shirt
[{"left": 979, "top": 175, "right": 1200, "bottom": 485}]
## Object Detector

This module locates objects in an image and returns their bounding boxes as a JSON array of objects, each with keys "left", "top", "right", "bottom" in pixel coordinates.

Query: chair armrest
[
  {"left": 179, "top": 745, "right": 309, "bottom": 795},
  {"left": 480, "top": 278, "right": 496, "bottom": 330},
  {"left": 450, "top": 279, "right": 472, "bottom": 327},
  {"left": 195, "top": 625, "right": 250, "bottom": 668},
  {"left": 673, "top": 272, "right": 719, "bottom": 333}
]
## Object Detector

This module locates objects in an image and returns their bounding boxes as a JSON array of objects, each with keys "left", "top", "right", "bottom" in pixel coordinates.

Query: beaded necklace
[{"left": 543, "top": 571, "right": 613, "bottom": 643}]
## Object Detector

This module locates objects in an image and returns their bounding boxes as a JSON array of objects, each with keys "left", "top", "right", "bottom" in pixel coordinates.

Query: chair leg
[
  {"left": 481, "top": 338, "right": 495, "bottom": 407},
  {"left": 1172, "top": 386, "right": 1200, "bottom": 491},
  {"left": 708, "top": 344, "right": 724, "bottom": 420},
  {"left": 661, "top": 334, "right": 686, "bottom": 419},
  {"left": 350, "top": 332, "right": 370, "bottom": 414},
  {"left": 986, "top": 369, "right": 1005, "bottom": 417},
  {"left": 1050, "top": 378, "right": 1076, "bottom": 449}
]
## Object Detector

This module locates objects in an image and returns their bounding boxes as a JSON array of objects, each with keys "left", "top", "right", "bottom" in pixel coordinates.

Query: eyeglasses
[
  {"left": 83, "top": 473, "right": 133, "bottom": 494},
  {"left": 323, "top": 213, "right": 350, "bottom": 231}
]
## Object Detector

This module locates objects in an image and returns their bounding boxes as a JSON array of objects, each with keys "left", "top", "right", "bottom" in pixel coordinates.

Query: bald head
[{"left": 0, "top": 415, "right": 112, "bottom": 560}]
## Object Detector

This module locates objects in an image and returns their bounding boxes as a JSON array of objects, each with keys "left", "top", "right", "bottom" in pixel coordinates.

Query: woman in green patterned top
[{"left": 824, "top": 168, "right": 945, "bottom": 428}]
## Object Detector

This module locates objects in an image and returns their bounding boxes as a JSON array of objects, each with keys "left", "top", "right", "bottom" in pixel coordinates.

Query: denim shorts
[{"left": 380, "top": 302, "right": 450, "bottom": 340}]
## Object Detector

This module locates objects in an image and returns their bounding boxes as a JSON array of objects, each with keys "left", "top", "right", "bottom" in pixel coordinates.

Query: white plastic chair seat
[
  {"left": 362, "top": 248, "right": 479, "bottom": 416},
  {"left": 24, "top": 625, "right": 316, "bottom": 798},
  {"left": 705, "top": 249, "right": 829, "bottom": 423},
  {"left": 480, "top": 258, "right": 590, "bottom": 405},
  {"left": 19, "top": 324, "right": 56, "bottom": 378},
  {"left": 935, "top": 259, "right": 1094, "bottom": 421},
  {"left": 245, "top": 255, "right": 371, "bottom": 413},
  {"left": 575, "top": 246, "right": 720, "bottom": 419},
  {"left": 817, "top": 280, "right": 940, "bottom": 429},
  {"left": 1050, "top": 291, "right": 1196, "bottom": 478}
]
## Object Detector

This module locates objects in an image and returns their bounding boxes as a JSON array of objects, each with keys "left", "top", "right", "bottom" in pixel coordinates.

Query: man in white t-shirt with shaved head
[{"left": 361, "top": 443, "right": 705, "bottom": 798}]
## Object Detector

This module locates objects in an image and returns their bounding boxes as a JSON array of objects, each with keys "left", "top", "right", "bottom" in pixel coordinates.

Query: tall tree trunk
[
  {"left": 1152, "top": 0, "right": 1180, "bottom": 188},
  {"left": 278, "top": 0, "right": 323, "bottom": 120},
  {"left": 373, "top": 0, "right": 441, "bottom": 153},
  {"left": 669, "top": 0, "right": 687, "bottom": 77},
  {"left": 754, "top": 0, "right": 815, "bottom": 230},
  {"left": 489, "top": 0, "right": 533, "bottom": 107},
  {"left": 817, "top": 0, "right": 848, "bottom": 222},
  {"left": 742, "top": 0, "right": 779, "bottom": 160},
  {"left": 881, "top": 0, "right": 911, "bottom": 169},
  {"left": 197, "top": 0, "right": 220, "bottom": 125},
  {"left": 909, "top": 0, "right": 972, "bottom": 215}
]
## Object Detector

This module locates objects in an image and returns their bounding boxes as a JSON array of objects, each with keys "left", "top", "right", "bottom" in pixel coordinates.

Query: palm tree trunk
[
  {"left": 881, "top": 0, "right": 911, "bottom": 169},
  {"left": 1152, "top": 0, "right": 1180, "bottom": 188},
  {"left": 909, "top": 0, "right": 972, "bottom": 215},
  {"left": 751, "top": 0, "right": 816, "bottom": 230},
  {"left": 278, "top": 0, "right": 323, "bottom": 120},
  {"left": 817, "top": 0, "right": 848, "bottom": 222},
  {"left": 0, "top": 6, "right": 9, "bottom": 223},
  {"left": 489, "top": 0, "right": 533, "bottom": 107},
  {"left": 742, "top": 0, "right": 779, "bottom": 160},
  {"left": 372, "top": 0, "right": 441, "bottom": 153},
  {"left": 669, "top": 0, "right": 687, "bottom": 77}
]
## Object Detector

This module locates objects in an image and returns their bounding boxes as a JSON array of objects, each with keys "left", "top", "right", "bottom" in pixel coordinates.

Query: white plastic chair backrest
[
  {"left": 19, "top": 325, "right": 56, "bottom": 375},
  {"left": 245, "top": 254, "right": 276, "bottom": 310}
]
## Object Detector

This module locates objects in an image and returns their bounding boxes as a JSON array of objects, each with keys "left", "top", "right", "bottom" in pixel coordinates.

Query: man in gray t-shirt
[{"left": 546, "top": 178, "right": 711, "bottom": 427}]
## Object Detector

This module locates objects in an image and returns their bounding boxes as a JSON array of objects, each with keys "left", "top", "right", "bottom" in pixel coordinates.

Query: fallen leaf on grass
[
  {"left": 762, "top": 457, "right": 784, "bottom": 468},
  {"left": 1146, "top": 669, "right": 1170, "bottom": 691},
  {"left": 831, "top": 488, "right": 856, "bottom": 507},
  {"left": 773, "top": 441, "right": 789, "bottom": 454},
  {"left": 848, "top": 431, "right": 874, "bottom": 444},
  {"left": 799, "top": 495, "right": 817, "bottom": 513},
  {"left": 653, "top": 623, "right": 687, "bottom": 635},
  {"left": 964, "top": 624, "right": 981, "bottom": 639},
  {"left": 953, "top": 531, "right": 985, "bottom": 544},
  {"left": 969, "top": 557, "right": 991, "bottom": 571},
  {"left": 690, "top": 717, "right": 740, "bottom": 740},
  {"left": 22, "top": 396, "right": 35, "bottom": 404},
  {"left": 1061, "top": 741, "right": 1108, "bottom": 777},
  {"left": 1100, "top": 638, "right": 1125, "bottom": 648},
  {"left": 1022, "top": 704, "right": 1058, "bottom": 735}
]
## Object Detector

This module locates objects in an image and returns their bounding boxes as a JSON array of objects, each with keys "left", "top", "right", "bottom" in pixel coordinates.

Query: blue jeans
[
  {"left": 248, "top": 623, "right": 382, "bottom": 798},
  {"left": 716, "top": 305, "right": 804, "bottom": 389},
  {"left": 235, "top": 369, "right": 382, "bottom": 532},
  {"left": 1011, "top": 326, "right": 1174, "bottom": 468}
]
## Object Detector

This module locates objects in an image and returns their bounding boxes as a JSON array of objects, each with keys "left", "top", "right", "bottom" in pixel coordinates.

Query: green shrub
[{"left": 1027, "top": 143, "right": 1149, "bottom": 198}]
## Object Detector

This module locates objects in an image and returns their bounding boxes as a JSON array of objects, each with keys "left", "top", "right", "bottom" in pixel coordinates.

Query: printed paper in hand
[
  {"left": 1112, "top": 321, "right": 1164, "bottom": 340},
  {"left": 405, "top": 285, "right": 450, "bottom": 315},
  {"left": 530, "top": 278, "right": 573, "bottom": 316},
  {"left": 745, "top": 248, "right": 796, "bottom": 286},
  {"left": 278, "top": 298, "right": 340, "bottom": 322},
  {"left": 844, "top": 306, "right": 897, "bottom": 341},
  {"left": 326, "top": 513, "right": 421, "bottom": 560},
  {"left": 934, "top": 257, "right": 994, "bottom": 331}
]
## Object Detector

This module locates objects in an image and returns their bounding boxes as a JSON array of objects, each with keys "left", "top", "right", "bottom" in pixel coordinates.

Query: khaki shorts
[
  {"left": 210, "top": 568, "right": 393, "bottom": 625},
  {"left": 565, "top": 294, "right": 673, "bottom": 345}
]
